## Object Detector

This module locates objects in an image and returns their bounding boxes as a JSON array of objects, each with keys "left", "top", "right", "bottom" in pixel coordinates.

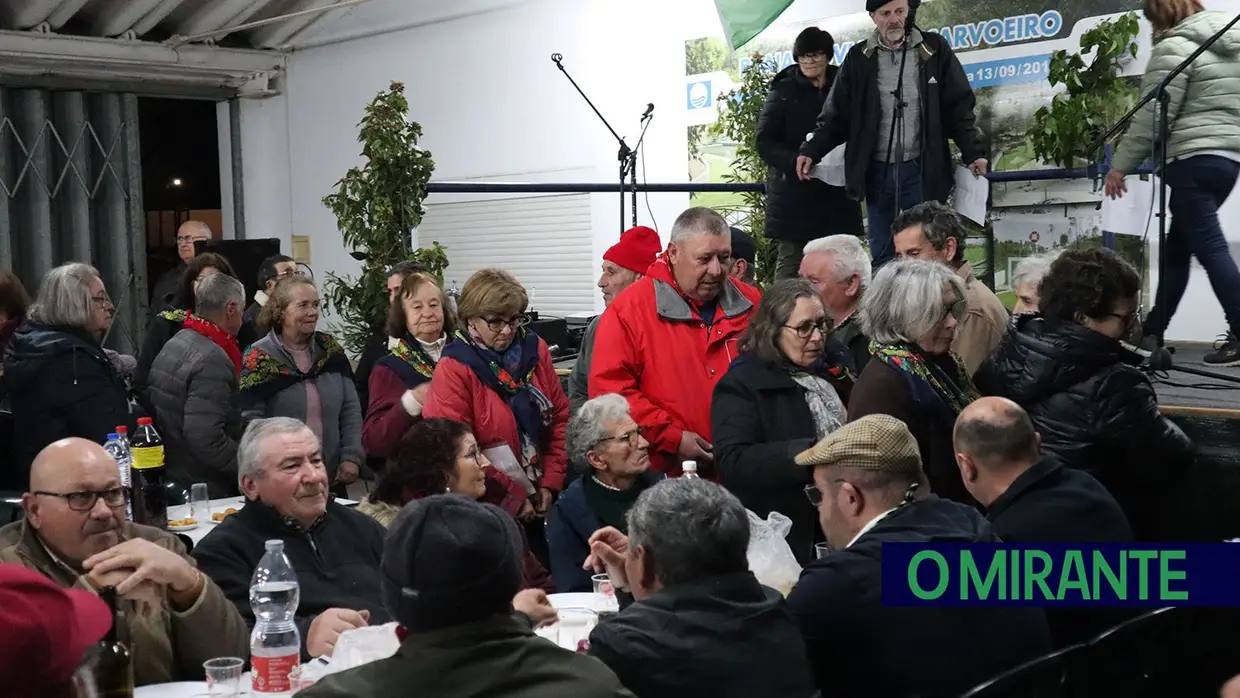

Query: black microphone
[
  {"left": 905, "top": 0, "right": 920, "bottom": 36},
  {"left": 551, "top": 53, "right": 563, "bottom": 65},
  {"left": 641, "top": 103, "right": 654, "bottom": 120}
]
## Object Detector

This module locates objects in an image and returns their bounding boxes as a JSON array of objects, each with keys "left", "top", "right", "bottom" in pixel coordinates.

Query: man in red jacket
[{"left": 588, "top": 207, "right": 762, "bottom": 477}]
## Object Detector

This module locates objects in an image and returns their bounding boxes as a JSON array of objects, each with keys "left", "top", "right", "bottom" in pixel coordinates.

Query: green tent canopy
[{"left": 714, "top": 0, "right": 795, "bottom": 50}]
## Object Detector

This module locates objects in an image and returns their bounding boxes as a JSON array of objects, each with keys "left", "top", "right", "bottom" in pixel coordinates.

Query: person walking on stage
[
  {"left": 1106, "top": 0, "right": 1240, "bottom": 366},
  {"left": 795, "top": 0, "right": 987, "bottom": 268}
]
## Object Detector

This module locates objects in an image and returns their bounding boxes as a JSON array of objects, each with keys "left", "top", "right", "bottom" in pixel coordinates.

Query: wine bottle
[{"left": 95, "top": 587, "right": 134, "bottom": 697}]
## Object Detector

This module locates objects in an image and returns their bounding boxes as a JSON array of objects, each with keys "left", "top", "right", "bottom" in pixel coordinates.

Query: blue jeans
[
  {"left": 1143, "top": 155, "right": 1240, "bottom": 337},
  {"left": 866, "top": 159, "right": 924, "bottom": 267}
]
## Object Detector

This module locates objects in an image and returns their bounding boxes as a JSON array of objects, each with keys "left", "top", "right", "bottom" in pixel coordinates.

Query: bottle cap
[
  {"left": 106, "top": 433, "right": 118, "bottom": 441},
  {"left": 265, "top": 539, "right": 284, "bottom": 551},
  {"left": 137, "top": 417, "right": 152, "bottom": 425},
  {"left": 682, "top": 461, "right": 697, "bottom": 471},
  {"left": 116, "top": 425, "right": 127, "bottom": 434}
]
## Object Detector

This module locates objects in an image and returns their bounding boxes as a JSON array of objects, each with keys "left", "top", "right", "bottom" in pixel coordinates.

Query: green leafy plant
[
  {"left": 1027, "top": 13, "right": 1141, "bottom": 169},
  {"left": 322, "top": 81, "right": 443, "bottom": 355},
  {"left": 713, "top": 53, "right": 777, "bottom": 286}
]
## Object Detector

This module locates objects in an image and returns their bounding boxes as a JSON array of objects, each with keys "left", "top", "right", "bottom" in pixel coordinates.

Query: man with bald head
[
  {"left": 0, "top": 437, "right": 247, "bottom": 685},
  {"left": 151, "top": 219, "right": 214, "bottom": 312},
  {"left": 953, "top": 397, "right": 1133, "bottom": 647},
  {"left": 953, "top": 396, "right": 1132, "bottom": 544}
]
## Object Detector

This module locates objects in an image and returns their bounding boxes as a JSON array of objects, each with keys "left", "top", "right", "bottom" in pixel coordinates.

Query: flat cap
[{"left": 795, "top": 414, "right": 922, "bottom": 475}]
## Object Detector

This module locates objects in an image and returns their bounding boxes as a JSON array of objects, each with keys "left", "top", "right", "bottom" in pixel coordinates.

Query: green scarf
[{"left": 870, "top": 342, "right": 979, "bottom": 417}]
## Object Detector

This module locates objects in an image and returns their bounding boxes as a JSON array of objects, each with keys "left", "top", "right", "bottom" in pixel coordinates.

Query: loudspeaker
[{"left": 195, "top": 238, "right": 282, "bottom": 305}]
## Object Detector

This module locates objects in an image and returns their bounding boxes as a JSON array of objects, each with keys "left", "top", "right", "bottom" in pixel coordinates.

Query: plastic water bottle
[
  {"left": 681, "top": 461, "right": 699, "bottom": 479},
  {"left": 250, "top": 540, "right": 301, "bottom": 694},
  {"left": 103, "top": 433, "right": 133, "bottom": 521}
]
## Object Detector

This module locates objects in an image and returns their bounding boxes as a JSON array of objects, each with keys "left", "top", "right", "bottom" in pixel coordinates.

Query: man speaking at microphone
[{"left": 796, "top": 0, "right": 987, "bottom": 268}]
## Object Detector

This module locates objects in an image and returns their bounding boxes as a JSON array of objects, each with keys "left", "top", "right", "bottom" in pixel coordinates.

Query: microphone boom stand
[
  {"left": 1095, "top": 11, "right": 1240, "bottom": 381},
  {"left": 882, "top": 20, "right": 916, "bottom": 251},
  {"left": 552, "top": 53, "right": 645, "bottom": 235}
]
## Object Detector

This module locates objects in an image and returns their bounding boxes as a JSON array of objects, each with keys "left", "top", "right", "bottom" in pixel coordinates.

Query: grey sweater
[
  {"left": 873, "top": 30, "right": 924, "bottom": 163},
  {"left": 241, "top": 332, "right": 364, "bottom": 479},
  {"left": 567, "top": 314, "right": 601, "bottom": 414}
]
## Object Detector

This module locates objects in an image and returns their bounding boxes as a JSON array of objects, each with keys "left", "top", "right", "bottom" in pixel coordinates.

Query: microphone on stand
[{"left": 641, "top": 103, "right": 654, "bottom": 121}]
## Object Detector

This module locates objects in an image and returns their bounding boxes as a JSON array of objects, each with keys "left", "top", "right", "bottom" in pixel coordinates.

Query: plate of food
[
  {"left": 211, "top": 506, "right": 240, "bottom": 522},
  {"left": 168, "top": 518, "right": 199, "bottom": 532}
]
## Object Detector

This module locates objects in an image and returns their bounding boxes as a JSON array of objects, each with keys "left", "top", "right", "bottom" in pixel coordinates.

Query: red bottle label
[{"left": 251, "top": 653, "right": 298, "bottom": 693}]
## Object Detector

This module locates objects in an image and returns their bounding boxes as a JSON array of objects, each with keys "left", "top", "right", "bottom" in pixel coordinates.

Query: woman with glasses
[
  {"left": 974, "top": 248, "right": 1193, "bottom": 539},
  {"left": 424, "top": 269, "right": 570, "bottom": 538},
  {"left": 756, "top": 26, "right": 863, "bottom": 280},
  {"left": 135, "top": 252, "right": 257, "bottom": 391},
  {"left": 711, "top": 279, "right": 853, "bottom": 563},
  {"left": 357, "top": 417, "right": 553, "bottom": 592},
  {"left": 847, "top": 259, "right": 979, "bottom": 505},
  {"left": 239, "top": 275, "right": 364, "bottom": 496},
  {"left": 4, "top": 263, "right": 135, "bottom": 485}
]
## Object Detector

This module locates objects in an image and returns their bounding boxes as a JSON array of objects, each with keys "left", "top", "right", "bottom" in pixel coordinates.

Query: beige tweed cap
[{"left": 794, "top": 414, "right": 922, "bottom": 474}]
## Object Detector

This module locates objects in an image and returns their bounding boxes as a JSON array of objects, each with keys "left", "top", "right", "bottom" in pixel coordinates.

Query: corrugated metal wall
[{"left": 0, "top": 87, "right": 146, "bottom": 354}]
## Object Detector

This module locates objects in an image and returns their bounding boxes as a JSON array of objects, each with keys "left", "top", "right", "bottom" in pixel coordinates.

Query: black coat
[
  {"left": 3, "top": 321, "right": 135, "bottom": 488},
  {"left": 801, "top": 31, "right": 985, "bottom": 205},
  {"left": 589, "top": 572, "right": 817, "bottom": 698},
  {"left": 756, "top": 64, "right": 863, "bottom": 242},
  {"left": 974, "top": 316, "right": 1194, "bottom": 539},
  {"left": 785, "top": 497, "right": 1052, "bottom": 698},
  {"left": 985, "top": 454, "right": 1135, "bottom": 648},
  {"left": 711, "top": 355, "right": 852, "bottom": 564},
  {"left": 192, "top": 499, "right": 391, "bottom": 661}
]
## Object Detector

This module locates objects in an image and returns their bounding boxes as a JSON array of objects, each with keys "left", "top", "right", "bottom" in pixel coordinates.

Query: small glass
[
  {"left": 203, "top": 657, "right": 244, "bottom": 697},
  {"left": 555, "top": 607, "right": 598, "bottom": 652},
  {"left": 190, "top": 483, "right": 211, "bottom": 521},
  {"left": 592, "top": 574, "right": 620, "bottom": 617},
  {"left": 815, "top": 542, "right": 831, "bottom": 560}
]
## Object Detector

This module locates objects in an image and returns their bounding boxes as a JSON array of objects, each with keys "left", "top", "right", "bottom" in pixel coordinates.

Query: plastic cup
[
  {"left": 815, "top": 542, "right": 831, "bottom": 559},
  {"left": 190, "top": 483, "right": 211, "bottom": 521},
  {"left": 592, "top": 573, "right": 619, "bottom": 615},
  {"left": 203, "top": 657, "right": 244, "bottom": 697},
  {"left": 555, "top": 607, "right": 598, "bottom": 651}
]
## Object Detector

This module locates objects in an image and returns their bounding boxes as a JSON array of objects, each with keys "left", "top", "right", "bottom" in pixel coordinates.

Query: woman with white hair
[
  {"left": 4, "top": 263, "right": 134, "bottom": 482},
  {"left": 1009, "top": 251, "right": 1060, "bottom": 316},
  {"left": 847, "top": 259, "right": 980, "bottom": 504}
]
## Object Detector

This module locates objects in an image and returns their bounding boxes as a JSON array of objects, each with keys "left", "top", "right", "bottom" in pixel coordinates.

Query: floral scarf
[
  {"left": 158, "top": 308, "right": 188, "bottom": 324},
  {"left": 375, "top": 334, "right": 437, "bottom": 389},
  {"left": 441, "top": 327, "right": 553, "bottom": 481},
  {"left": 184, "top": 313, "right": 241, "bottom": 377},
  {"left": 238, "top": 331, "right": 353, "bottom": 406},
  {"left": 870, "top": 342, "right": 979, "bottom": 417}
]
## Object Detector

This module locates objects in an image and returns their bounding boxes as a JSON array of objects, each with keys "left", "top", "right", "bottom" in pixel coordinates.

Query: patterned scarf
[
  {"left": 870, "top": 342, "right": 979, "bottom": 417},
  {"left": 238, "top": 331, "right": 353, "bottom": 406},
  {"left": 158, "top": 308, "right": 188, "bottom": 324},
  {"left": 184, "top": 313, "right": 241, "bottom": 376},
  {"left": 441, "top": 327, "right": 553, "bottom": 480},
  {"left": 375, "top": 334, "right": 437, "bottom": 389},
  {"left": 787, "top": 350, "right": 852, "bottom": 440}
]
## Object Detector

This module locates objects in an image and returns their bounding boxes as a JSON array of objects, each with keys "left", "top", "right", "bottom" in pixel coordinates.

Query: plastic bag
[
  {"left": 746, "top": 509, "right": 802, "bottom": 597},
  {"left": 296, "top": 622, "right": 401, "bottom": 686}
]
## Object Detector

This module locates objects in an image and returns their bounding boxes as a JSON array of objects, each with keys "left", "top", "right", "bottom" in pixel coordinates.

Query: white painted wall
[{"left": 239, "top": 0, "right": 694, "bottom": 320}]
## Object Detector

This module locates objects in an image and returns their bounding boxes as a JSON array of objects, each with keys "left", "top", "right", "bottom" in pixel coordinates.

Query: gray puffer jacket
[
  {"left": 146, "top": 328, "right": 242, "bottom": 498},
  {"left": 1113, "top": 11, "right": 1240, "bottom": 173}
]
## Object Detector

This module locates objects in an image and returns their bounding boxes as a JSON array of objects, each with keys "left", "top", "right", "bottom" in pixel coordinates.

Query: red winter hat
[
  {"left": 0, "top": 564, "right": 113, "bottom": 696},
  {"left": 603, "top": 226, "right": 662, "bottom": 276}
]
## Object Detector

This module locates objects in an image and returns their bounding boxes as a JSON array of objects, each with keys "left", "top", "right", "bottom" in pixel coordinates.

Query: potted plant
[
  {"left": 1027, "top": 13, "right": 1141, "bottom": 170},
  {"left": 322, "top": 81, "right": 446, "bottom": 355}
]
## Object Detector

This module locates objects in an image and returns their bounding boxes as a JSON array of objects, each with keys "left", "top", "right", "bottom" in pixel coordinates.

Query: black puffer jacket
[
  {"left": 3, "top": 321, "right": 135, "bottom": 487},
  {"left": 974, "top": 315, "right": 1193, "bottom": 538},
  {"left": 756, "top": 64, "right": 863, "bottom": 242}
]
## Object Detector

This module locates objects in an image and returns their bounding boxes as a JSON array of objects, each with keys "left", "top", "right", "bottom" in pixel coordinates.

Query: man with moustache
[
  {"left": 568, "top": 226, "right": 662, "bottom": 414},
  {"left": 193, "top": 417, "right": 390, "bottom": 660},
  {"left": 590, "top": 207, "right": 762, "bottom": 478},
  {"left": 795, "top": 0, "right": 986, "bottom": 268},
  {"left": 0, "top": 438, "right": 247, "bottom": 686}
]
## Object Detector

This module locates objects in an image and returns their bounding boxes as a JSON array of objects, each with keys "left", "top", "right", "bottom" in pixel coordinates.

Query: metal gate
[{"left": 0, "top": 87, "right": 146, "bottom": 354}]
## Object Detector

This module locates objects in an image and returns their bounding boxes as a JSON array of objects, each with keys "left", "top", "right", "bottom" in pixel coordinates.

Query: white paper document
[
  {"left": 482, "top": 443, "right": 536, "bottom": 495},
  {"left": 1100, "top": 176, "right": 1157, "bottom": 237},
  {"left": 810, "top": 144, "right": 847, "bottom": 187},
  {"left": 953, "top": 166, "right": 989, "bottom": 225}
]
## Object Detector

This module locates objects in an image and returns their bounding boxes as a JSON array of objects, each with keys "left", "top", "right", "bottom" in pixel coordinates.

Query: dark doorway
[{"left": 138, "top": 98, "right": 221, "bottom": 307}]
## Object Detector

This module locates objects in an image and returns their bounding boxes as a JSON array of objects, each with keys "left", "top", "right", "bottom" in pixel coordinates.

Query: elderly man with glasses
[
  {"left": 0, "top": 438, "right": 247, "bottom": 687},
  {"left": 150, "top": 220, "right": 213, "bottom": 314},
  {"left": 546, "top": 394, "right": 664, "bottom": 592}
]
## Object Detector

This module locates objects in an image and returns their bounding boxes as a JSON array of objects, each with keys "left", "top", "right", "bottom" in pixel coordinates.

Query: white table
[{"left": 172, "top": 496, "right": 357, "bottom": 546}]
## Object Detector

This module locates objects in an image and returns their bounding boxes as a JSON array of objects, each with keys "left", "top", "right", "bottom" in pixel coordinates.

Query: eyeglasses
[
  {"left": 34, "top": 487, "right": 128, "bottom": 512},
  {"left": 483, "top": 315, "right": 530, "bottom": 333},
  {"left": 91, "top": 294, "right": 113, "bottom": 308},
  {"left": 784, "top": 318, "right": 830, "bottom": 339},
  {"left": 944, "top": 298, "right": 966, "bottom": 323},
  {"left": 461, "top": 446, "right": 488, "bottom": 466},
  {"left": 796, "top": 52, "right": 828, "bottom": 64},
  {"left": 176, "top": 236, "right": 209, "bottom": 245},
  {"left": 595, "top": 426, "right": 646, "bottom": 449},
  {"left": 1106, "top": 310, "right": 1140, "bottom": 327},
  {"left": 804, "top": 485, "right": 823, "bottom": 507}
]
